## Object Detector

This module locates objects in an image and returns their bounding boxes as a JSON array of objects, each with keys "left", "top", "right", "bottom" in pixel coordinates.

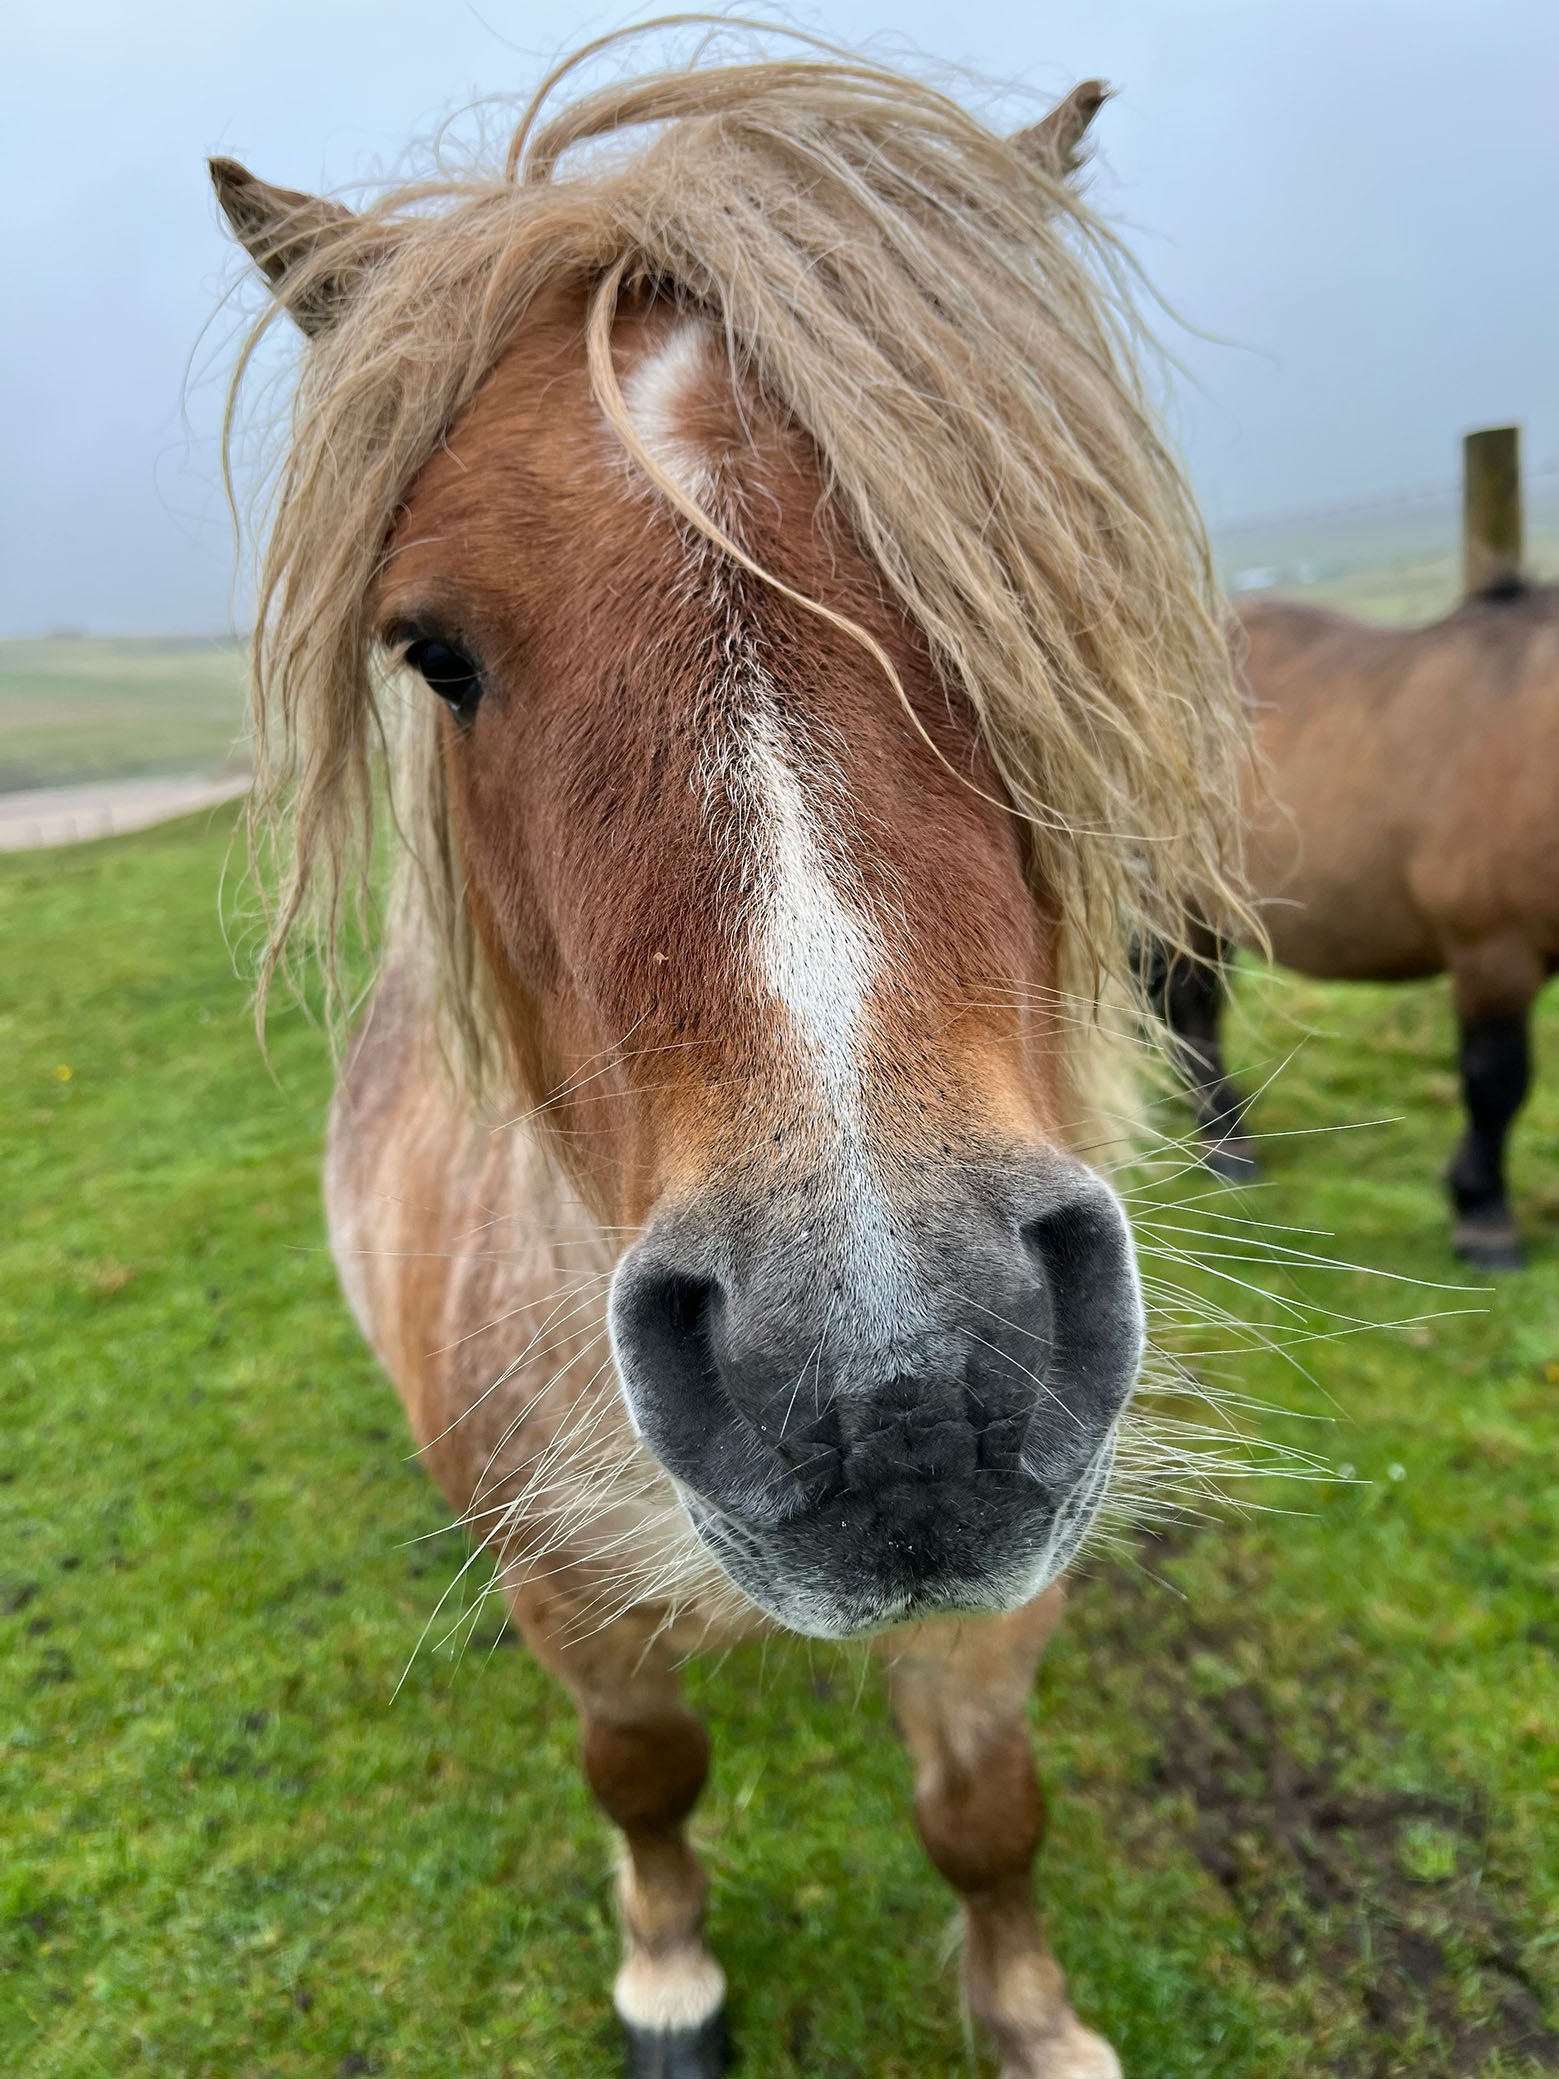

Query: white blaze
[
  {"left": 619, "top": 312, "right": 916, "bottom": 1333},
  {"left": 743, "top": 715, "right": 918, "bottom": 1338},
  {"left": 747, "top": 712, "right": 876, "bottom": 1112},
  {"left": 621, "top": 319, "right": 884, "bottom": 1104}
]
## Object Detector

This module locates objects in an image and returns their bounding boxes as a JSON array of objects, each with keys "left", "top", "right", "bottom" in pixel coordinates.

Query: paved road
[{"left": 0, "top": 774, "right": 250, "bottom": 853}]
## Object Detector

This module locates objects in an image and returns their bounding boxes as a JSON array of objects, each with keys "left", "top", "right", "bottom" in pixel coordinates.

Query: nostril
[
  {"left": 649, "top": 1270, "right": 721, "bottom": 1352},
  {"left": 609, "top": 1255, "right": 806, "bottom": 1527},
  {"left": 613, "top": 1265, "right": 724, "bottom": 1414},
  {"left": 1020, "top": 1196, "right": 1122, "bottom": 1294},
  {"left": 1014, "top": 1181, "right": 1144, "bottom": 1462}
]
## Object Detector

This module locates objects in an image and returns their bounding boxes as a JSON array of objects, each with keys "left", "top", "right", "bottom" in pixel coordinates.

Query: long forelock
[{"left": 235, "top": 30, "right": 1253, "bottom": 1142}]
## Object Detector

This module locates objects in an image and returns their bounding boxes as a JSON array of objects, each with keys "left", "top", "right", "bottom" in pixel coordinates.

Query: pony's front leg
[
  {"left": 511, "top": 1590, "right": 728, "bottom": 2079},
  {"left": 884, "top": 1592, "right": 1120, "bottom": 2079}
]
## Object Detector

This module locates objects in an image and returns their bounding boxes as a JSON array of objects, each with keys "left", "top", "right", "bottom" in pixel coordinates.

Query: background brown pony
[
  {"left": 216, "top": 30, "right": 1250, "bottom": 2077},
  {"left": 1151, "top": 583, "right": 1558, "bottom": 1269}
]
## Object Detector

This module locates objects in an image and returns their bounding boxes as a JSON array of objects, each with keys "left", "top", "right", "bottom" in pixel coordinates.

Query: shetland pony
[
  {"left": 1152, "top": 588, "right": 1559, "bottom": 1270},
  {"left": 215, "top": 34, "right": 1250, "bottom": 2076}
]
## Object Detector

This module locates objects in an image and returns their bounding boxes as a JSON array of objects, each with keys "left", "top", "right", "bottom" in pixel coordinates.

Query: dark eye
[{"left": 402, "top": 636, "right": 484, "bottom": 724}]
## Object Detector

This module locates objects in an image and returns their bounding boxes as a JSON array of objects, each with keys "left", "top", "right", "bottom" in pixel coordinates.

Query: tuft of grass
[{"left": 1, "top": 808, "right": 1555, "bottom": 2077}]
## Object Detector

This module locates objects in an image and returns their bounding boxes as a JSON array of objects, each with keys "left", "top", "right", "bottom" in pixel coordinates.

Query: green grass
[
  {"left": 2, "top": 810, "right": 1555, "bottom": 2077},
  {"left": 0, "top": 638, "right": 247, "bottom": 792}
]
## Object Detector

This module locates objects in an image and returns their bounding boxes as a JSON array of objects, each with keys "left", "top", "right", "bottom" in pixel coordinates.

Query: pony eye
[{"left": 402, "top": 636, "right": 484, "bottom": 723}]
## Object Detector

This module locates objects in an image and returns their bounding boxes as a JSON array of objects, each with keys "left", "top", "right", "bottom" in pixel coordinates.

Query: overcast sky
[{"left": 5, "top": 0, "right": 1556, "bottom": 634}]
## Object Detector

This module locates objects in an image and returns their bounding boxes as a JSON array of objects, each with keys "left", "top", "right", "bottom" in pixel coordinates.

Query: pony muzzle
[{"left": 608, "top": 1158, "right": 1144, "bottom": 1637}]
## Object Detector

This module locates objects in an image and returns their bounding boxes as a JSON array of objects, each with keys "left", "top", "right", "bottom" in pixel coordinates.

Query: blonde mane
[{"left": 229, "top": 23, "right": 1251, "bottom": 1122}]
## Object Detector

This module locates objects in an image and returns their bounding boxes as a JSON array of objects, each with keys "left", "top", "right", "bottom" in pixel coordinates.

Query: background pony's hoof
[
  {"left": 1202, "top": 1138, "right": 1259, "bottom": 1183},
  {"left": 1452, "top": 1217, "right": 1524, "bottom": 1273},
  {"left": 621, "top": 2009, "right": 730, "bottom": 2079}
]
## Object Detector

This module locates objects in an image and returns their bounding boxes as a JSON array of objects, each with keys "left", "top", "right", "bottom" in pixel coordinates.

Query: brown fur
[
  {"left": 1172, "top": 587, "right": 1559, "bottom": 1262},
  {"left": 885, "top": 1595, "right": 1119, "bottom": 2072},
  {"left": 1237, "top": 590, "right": 1559, "bottom": 990}
]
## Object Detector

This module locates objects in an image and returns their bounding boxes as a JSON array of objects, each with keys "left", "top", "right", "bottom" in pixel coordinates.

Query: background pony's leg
[
  {"left": 883, "top": 1593, "right": 1120, "bottom": 2079},
  {"left": 1444, "top": 937, "right": 1543, "bottom": 1270},
  {"left": 1142, "top": 932, "right": 1256, "bottom": 1180},
  {"left": 510, "top": 1590, "right": 728, "bottom": 2079}
]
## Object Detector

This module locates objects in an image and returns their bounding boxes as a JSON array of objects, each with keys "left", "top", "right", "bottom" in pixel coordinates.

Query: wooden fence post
[{"left": 1462, "top": 425, "right": 1523, "bottom": 597}]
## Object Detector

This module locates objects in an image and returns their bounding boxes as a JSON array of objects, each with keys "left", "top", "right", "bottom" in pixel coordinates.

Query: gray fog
[{"left": 5, "top": 0, "right": 1556, "bottom": 634}]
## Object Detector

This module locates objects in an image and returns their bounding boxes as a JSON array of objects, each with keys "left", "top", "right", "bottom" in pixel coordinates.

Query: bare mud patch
[{"left": 1073, "top": 1536, "right": 1558, "bottom": 2076}]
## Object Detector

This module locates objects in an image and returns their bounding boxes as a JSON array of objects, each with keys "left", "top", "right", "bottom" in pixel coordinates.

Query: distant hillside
[
  {"left": 1214, "top": 481, "right": 1559, "bottom": 624},
  {"left": 0, "top": 637, "right": 247, "bottom": 793}
]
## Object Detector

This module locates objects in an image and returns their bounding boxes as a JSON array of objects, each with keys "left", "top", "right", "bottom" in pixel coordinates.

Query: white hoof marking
[{"left": 613, "top": 1947, "right": 726, "bottom": 2034}]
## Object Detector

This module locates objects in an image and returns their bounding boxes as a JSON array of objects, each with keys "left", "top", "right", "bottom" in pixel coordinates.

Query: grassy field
[
  {"left": 0, "top": 637, "right": 247, "bottom": 793},
  {"left": 2, "top": 807, "right": 1556, "bottom": 2079}
]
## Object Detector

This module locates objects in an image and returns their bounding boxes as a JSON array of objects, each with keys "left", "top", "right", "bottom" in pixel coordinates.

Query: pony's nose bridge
[{"left": 609, "top": 1158, "right": 1142, "bottom": 1517}]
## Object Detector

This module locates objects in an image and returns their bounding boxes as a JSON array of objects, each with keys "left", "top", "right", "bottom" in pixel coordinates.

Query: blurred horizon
[
  {"left": 17, "top": 476, "right": 1559, "bottom": 644},
  {"left": 6, "top": 0, "right": 1558, "bottom": 636}
]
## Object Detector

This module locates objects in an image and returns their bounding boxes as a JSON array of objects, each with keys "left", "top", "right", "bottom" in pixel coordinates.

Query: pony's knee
[
  {"left": 911, "top": 1721, "right": 1045, "bottom": 1896},
  {"left": 890, "top": 1606, "right": 1058, "bottom": 1896},
  {"left": 583, "top": 1711, "right": 709, "bottom": 1837}
]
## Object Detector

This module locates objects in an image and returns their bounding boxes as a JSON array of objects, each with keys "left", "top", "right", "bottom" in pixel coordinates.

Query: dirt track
[{"left": 0, "top": 774, "right": 249, "bottom": 852}]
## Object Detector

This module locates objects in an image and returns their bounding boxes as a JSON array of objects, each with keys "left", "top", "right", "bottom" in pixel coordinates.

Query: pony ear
[
  {"left": 1010, "top": 79, "right": 1111, "bottom": 179},
  {"left": 209, "top": 158, "right": 363, "bottom": 336}
]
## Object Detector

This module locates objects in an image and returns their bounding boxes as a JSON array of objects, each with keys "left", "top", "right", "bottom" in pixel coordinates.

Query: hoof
[
  {"left": 1452, "top": 1218, "right": 1524, "bottom": 1273},
  {"left": 1202, "top": 1140, "right": 1258, "bottom": 1183},
  {"left": 621, "top": 2010, "right": 730, "bottom": 2079}
]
